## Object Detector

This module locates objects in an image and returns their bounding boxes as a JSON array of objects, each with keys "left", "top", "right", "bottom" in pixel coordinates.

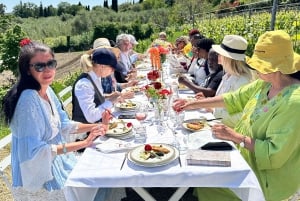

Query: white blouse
[{"left": 214, "top": 73, "right": 252, "bottom": 128}]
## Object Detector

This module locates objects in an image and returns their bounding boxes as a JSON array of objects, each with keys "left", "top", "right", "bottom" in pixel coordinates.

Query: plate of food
[
  {"left": 128, "top": 143, "right": 179, "bottom": 167},
  {"left": 182, "top": 118, "right": 209, "bottom": 132},
  {"left": 106, "top": 120, "right": 133, "bottom": 136},
  {"left": 124, "top": 86, "right": 142, "bottom": 94},
  {"left": 137, "top": 75, "right": 146, "bottom": 80},
  {"left": 178, "top": 83, "right": 190, "bottom": 91},
  {"left": 136, "top": 63, "right": 152, "bottom": 71},
  {"left": 115, "top": 101, "right": 139, "bottom": 111}
]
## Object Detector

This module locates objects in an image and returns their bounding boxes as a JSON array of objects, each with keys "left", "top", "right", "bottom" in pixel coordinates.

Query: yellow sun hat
[{"left": 247, "top": 30, "right": 300, "bottom": 74}]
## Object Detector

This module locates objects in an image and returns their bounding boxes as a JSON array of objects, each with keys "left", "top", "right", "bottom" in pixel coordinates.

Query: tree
[
  {"left": 104, "top": 0, "right": 109, "bottom": 8},
  {"left": 57, "top": 2, "right": 71, "bottom": 16},
  {"left": 112, "top": 0, "right": 118, "bottom": 12},
  {"left": 0, "top": 3, "right": 6, "bottom": 14},
  {"left": 13, "top": 2, "right": 39, "bottom": 18},
  {"left": 39, "top": 2, "right": 43, "bottom": 17},
  {"left": 0, "top": 25, "right": 27, "bottom": 76}
]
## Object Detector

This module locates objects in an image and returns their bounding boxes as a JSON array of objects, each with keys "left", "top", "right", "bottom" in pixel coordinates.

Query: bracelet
[{"left": 62, "top": 143, "right": 67, "bottom": 154}]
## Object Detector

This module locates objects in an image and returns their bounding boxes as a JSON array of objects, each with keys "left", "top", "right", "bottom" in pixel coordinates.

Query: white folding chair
[
  {"left": 58, "top": 85, "right": 73, "bottom": 111},
  {"left": 0, "top": 133, "right": 12, "bottom": 191}
]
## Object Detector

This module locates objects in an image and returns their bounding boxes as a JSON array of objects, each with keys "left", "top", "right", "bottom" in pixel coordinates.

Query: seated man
[{"left": 178, "top": 49, "right": 223, "bottom": 97}]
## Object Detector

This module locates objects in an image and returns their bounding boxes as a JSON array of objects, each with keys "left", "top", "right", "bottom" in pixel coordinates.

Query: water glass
[{"left": 134, "top": 125, "right": 147, "bottom": 143}]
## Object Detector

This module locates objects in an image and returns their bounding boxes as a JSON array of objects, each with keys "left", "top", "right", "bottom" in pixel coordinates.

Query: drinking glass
[
  {"left": 135, "top": 104, "right": 148, "bottom": 125},
  {"left": 134, "top": 104, "right": 148, "bottom": 143},
  {"left": 179, "top": 61, "right": 187, "bottom": 70}
]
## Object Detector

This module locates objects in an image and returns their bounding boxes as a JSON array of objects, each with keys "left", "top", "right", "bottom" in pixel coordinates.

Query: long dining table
[{"left": 64, "top": 64, "right": 265, "bottom": 201}]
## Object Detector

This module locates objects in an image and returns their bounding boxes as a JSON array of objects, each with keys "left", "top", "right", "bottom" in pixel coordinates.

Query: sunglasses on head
[{"left": 30, "top": 59, "right": 57, "bottom": 72}]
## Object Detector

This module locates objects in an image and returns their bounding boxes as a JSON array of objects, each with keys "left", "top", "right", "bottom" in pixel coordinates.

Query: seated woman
[
  {"left": 210, "top": 34, "right": 255, "bottom": 128},
  {"left": 168, "top": 36, "right": 190, "bottom": 74},
  {"left": 72, "top": 48, "right": 126, "bottom": 124},
  {"left": 178, "top": 49, "right": 223, "bottom": 97},
  {"left": 173, "top": 30, "right": 300, "bottom": 201},
  {"left": 1, "top": 39, "right": 114, "bottom": 200}
]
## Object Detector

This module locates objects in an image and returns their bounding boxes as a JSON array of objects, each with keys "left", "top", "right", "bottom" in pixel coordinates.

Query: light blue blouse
[{"left": 10, "top": 87, "right": 78, "bottom": 192}]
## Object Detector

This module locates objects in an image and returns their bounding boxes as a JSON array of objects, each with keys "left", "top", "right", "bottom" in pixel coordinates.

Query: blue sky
[{"left": 0, "top": 0, "right": 129, "bottom": 13}]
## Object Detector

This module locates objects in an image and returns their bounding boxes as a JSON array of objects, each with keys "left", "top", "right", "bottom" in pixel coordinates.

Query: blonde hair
[
  {"left": 221, "top": 55, "right": 254, "bottom": 80},
  {"left": 80, "top": 54, "right": 92, "bottom": 72}
]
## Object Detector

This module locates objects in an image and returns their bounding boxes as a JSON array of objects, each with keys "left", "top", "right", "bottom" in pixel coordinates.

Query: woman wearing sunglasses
[{"left": 1, "top": 39, "right": 114, "bottom": 200}]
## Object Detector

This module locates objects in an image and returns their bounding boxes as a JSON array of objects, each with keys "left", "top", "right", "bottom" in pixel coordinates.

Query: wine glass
[
  {"left": 135, "top": 104, "right": 148, "bottom": 125},
  {"left": 179, "top": 61, "right": 187, "bottom": 70}
]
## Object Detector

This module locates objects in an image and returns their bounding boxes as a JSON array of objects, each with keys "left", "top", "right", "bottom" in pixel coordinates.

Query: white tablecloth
[
  {"left": 65, "top": 110, "right": 265, "bottom": 201},
  {"left": 65, "top": 71, "right": 265, "bottom": 201}
]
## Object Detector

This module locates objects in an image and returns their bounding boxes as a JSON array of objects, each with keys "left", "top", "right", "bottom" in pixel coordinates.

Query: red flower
[
  {"left": 152, "top": 82, "right": 162, "bottom": 90},
  {"left": 19, "top": 38, "right": 31, "bottom": 47},
  {"left": 159, "top": 89, "right": 171, "bottom": 96},
  {"left": 147, "top": 70, "right": 160, "bottom": 81},
  {"left": 126, "top": 122, "right": 132, "bottom": 127}
]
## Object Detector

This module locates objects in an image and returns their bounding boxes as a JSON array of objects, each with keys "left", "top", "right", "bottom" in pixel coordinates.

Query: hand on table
[
  {"left": 178, "top": 75, "right": 189, "bottom": 84},
  {"left": 85, "top": 124, "right": 107, "bottom": 146},
  {"left": 172, "top": 98, "right": 187, "bottom": 113},
  {"left": 121, "top": 91, "right": 135, "bottom": 99},
  {"left": 195, "top": 92, "right": 206, "bottom": 99},
  {"left": 211, "top": 124, "right": 238, "bottom": 142},
  {"left": 126, "top": 79, "right": 139, "bottom": 87}
]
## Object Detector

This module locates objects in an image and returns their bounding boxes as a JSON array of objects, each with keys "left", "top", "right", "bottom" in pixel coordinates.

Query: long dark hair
[{"left": 2, "top": 41, "right": 54, "bottom": 124}]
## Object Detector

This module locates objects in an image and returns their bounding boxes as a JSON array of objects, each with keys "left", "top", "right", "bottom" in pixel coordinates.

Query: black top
[
  {"left": 202, "top": 68, "right": 224, "bottom": 91},
  {"left": 72, "top": 73, "right": 105, "bottom": 123}
]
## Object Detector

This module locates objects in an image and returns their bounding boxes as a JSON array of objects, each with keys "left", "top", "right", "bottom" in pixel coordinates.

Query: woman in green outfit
[{"left": 173, "top": 30, "right": 300, "bottom": 201}]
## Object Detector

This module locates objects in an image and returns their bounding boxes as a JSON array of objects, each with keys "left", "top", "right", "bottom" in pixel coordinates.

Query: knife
[
  {"left": 206, "top": 118, "right": 223, "bottom": 122},
  {"left": 178, "top": 156, "right": 182, "bottom": 167},
  {"left": 120, "top": 152, "right": 127, "bottom": 170}
]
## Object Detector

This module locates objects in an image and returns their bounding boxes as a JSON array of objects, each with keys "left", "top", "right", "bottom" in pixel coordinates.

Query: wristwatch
[{"left": 239, "top": 136, "right": 246, "bottom": 148}]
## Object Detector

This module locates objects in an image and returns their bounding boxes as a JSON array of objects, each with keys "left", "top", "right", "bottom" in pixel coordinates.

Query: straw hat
[
  {"left": 86, "top": 38, "right": 118, "bottom": 55},
  {"left": 212, "top": 35, "right": 247, "bottom": 61},
  {"left": 247, "top": 30, "right": 300, "bottom": 74}
]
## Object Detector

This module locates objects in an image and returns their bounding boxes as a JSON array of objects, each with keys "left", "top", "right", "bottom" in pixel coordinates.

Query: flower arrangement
[
  {"left": 142, "top": 82, "right": 172, "bottom": 121},
  {"left": 142, "top": 81, "right": 171, "bottom": 100},
  {"left": 146, "top": 69, "right": 160, "bottom": 81},
  {"left": 148, "top": 45, "right": 169, "bottom": 70}
]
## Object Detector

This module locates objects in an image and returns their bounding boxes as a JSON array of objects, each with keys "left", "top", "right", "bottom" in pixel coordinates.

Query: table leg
[
  {"left": 132, "top": 187, "right": 156, "bottom": 201},
  {"left": 168, "top": 187, "right": 189, "bottom": 201}
]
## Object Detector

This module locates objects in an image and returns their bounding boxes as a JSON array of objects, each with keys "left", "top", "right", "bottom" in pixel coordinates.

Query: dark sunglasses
[{"left": 29, "top": 59, "right": 57, "bottom": 72}]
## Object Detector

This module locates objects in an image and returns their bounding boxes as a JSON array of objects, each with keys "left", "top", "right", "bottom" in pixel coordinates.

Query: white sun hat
[{"left": 212, "top": 35, "right": 248, "bottom": 61}]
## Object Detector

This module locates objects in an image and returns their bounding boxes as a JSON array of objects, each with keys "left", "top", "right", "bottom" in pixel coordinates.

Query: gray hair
[{"left": 116, "top": 34, "right": 130, "bottom": 47}]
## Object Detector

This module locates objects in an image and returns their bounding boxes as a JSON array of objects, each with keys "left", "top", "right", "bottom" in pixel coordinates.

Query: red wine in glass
[{"left": 180, "top": 61, "right": 188, "bottom": 70}]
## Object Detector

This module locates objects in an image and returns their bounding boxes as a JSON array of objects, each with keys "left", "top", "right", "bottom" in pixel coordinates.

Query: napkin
[{"left": 95, "top": 138, "right": 135, "bottom": 153}]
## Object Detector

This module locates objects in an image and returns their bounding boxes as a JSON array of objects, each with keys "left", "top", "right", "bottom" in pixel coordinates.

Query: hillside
[{"left": 0, "top": 51, "right": 83, "bottom": 86}]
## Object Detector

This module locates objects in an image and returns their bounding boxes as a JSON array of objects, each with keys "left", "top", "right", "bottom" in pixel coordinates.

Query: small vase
[{"left": 152, "top": 99, "right": 164, "bottom": 123}]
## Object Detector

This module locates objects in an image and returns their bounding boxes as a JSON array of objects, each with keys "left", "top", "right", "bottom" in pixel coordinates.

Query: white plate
[
  {"left": 115, "top": 101, "right": 139, "bottom": 111},
  {"left": 128, "top": 143, "right": 179, "bottom": 167},
  {"left": 124, "top": 86, "right": 142, "bottom": 94},
  {"left": 182, "top": 118, "right": 210, "bottom": 132},
  {"left": 136, "top": 63, "right": 152, "bottom": 71},
  {"left": 106, "top": 121, "right": 133, "bottom": 135}
]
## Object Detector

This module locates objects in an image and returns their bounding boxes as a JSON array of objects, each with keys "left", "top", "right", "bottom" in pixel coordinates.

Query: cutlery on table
[
  {"left": 120, "top": 152, "right": 128, "bottom": 170},
  {"left": 178, "top": 156, "right": 182, "bottom": 167},
  {"left": 104, "top": 108, "right": 118, "bottom": 120},
  {"left": 206, "top": 118, "right": 223, "bottom": 122}
]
